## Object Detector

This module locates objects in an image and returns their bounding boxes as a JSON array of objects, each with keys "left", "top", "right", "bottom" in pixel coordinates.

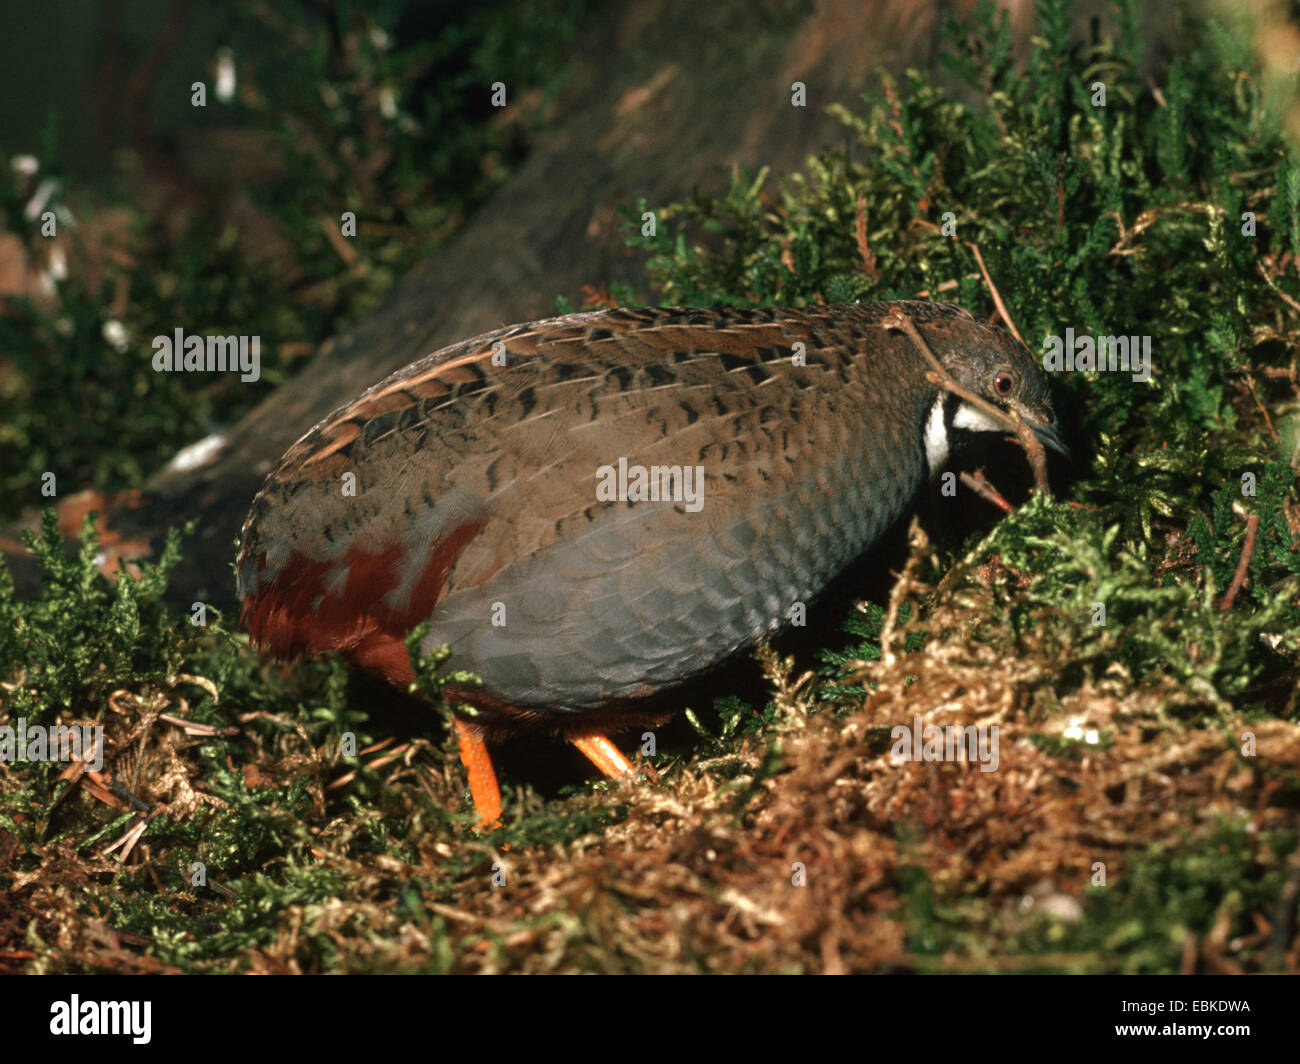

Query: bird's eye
[{"left": 993, "top": 371, "right": 1015, "bottom": 396}]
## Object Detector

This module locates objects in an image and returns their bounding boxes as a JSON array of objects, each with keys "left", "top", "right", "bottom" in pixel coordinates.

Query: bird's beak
[{"left": 1027, "top": 419, "right": 1070, "bottom": 458}]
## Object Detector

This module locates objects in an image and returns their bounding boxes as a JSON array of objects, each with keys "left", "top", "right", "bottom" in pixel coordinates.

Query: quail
[{"left": 237, "top": 301, "right": 1065, "bottom": 826}]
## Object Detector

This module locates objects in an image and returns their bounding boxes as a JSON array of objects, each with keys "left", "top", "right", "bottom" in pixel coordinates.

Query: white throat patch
[
  {"left": 952, "top": 402, "right": 1004, "bottom": 434},
  {"left": 924, "top": 396, "right": 948, "bottom": 472}
]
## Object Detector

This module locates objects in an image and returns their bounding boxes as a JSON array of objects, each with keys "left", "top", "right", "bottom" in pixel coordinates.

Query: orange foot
[
  {"left": 569, "top": 732, "right": 636, "bottom": 779},
  {"left": 454, "top": 717, "right": 501, "bottom": 831},
  {"left": 455, "top": 725, "right": 642, "bottom": 829}
]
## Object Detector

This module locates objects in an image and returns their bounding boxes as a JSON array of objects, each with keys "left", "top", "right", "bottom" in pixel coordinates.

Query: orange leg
[
  {"left": 454, "top": 717, "right": 502, "bottom": 831},
  {"left": 570, "top": 732, "right": 636, "bottom": 779}
]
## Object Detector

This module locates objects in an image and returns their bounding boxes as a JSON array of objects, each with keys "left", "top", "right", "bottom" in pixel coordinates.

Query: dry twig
[
  {"left": 1219, "top": 513, "right": 1260, "bottom": 611},
  {"left": 961, "top": 471, "right": 1015, "bottom": 514}
]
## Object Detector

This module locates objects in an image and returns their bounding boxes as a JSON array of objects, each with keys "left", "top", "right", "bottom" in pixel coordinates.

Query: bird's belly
[{"left": 423, "top": 456, "right": 912, "bottom": 712}]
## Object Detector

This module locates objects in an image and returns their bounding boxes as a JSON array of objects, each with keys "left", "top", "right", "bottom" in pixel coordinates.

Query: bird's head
[{"left": 925, "top": 326, "right": 1068, "bottom": 470}]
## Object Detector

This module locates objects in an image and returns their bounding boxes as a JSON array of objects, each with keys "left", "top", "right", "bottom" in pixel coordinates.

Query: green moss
[{"left": 908, "top": 821, "right": 1297, "bottom": 973}]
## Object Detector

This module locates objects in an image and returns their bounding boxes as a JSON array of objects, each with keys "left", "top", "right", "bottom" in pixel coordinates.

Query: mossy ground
[{"left": 1, "top": 0, "right": 1298, "bottom": 973}]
